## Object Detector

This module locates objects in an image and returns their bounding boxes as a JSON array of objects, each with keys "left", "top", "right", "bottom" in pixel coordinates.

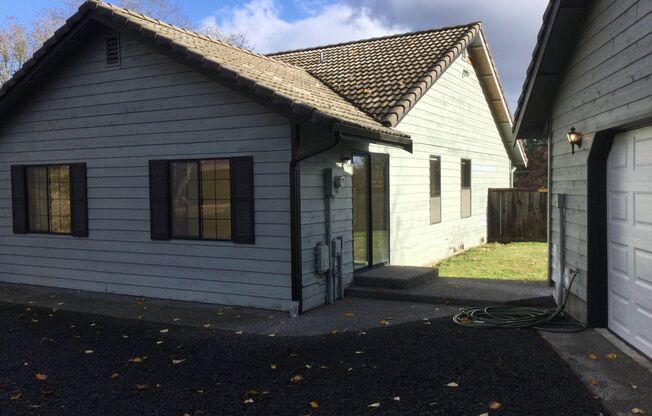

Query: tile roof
[
  {"left": 270, "top": 24, "right": 481, "bottom": 126},
  {"left": 0, "top": 1, "right": 408, "bottom": 141}
]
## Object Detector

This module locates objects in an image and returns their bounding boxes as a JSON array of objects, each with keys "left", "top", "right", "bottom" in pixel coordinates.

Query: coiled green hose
[{"left": 452, "top": 271, "right": 586, "bottom": 332}]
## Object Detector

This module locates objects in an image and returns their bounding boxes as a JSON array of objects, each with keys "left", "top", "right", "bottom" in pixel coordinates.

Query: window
[
  {"left": 11, "top": 163, "right": 87, "bottom": 236},
  {"left": 429, "top": 156, "right": 441, "bottom": 224},
  {"left": 29, "top": 165, "right": 71, "bottom": 234},
  {"left": 148, "top": 157, "right": 254, "bottom": 243},
  {"left": 170, "top": 159, "right": 232, "bottom": 240},
  {"left": 461, "top": 159, "right": 472, "bottom": 218}
]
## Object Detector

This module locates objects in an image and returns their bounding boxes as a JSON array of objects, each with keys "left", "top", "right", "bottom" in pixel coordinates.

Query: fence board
[{"left": 487, "top": 188, "right": 548, "bottom": 243}]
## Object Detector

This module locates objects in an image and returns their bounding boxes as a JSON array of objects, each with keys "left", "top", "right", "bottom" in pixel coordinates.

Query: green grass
[{"left": 436, "top": 242, "right": 548, "bottom": 281}]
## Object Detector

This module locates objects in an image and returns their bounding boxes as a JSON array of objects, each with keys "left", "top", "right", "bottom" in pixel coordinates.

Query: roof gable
[
  {"left": 0, "top": 1, "right": 410, "bottom": 147},
  {"left": 271, "top": 24, "right": 479, "bottom": 127}
]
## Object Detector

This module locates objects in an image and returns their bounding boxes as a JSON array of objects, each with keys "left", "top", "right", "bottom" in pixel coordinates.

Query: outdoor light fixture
[{"left": 567, "top": 126, "right": 583, "bottom": 155}]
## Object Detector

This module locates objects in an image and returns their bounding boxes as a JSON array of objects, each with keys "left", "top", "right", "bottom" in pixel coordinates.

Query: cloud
[
  {"left": 199, "top": 0, "right": 408, "bottom": 54},
  {"left": 201, "top": 0, "right": 549, "bottom": 112}
]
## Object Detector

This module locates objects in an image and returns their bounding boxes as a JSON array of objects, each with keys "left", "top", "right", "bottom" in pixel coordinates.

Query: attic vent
[{"left": 106, "top": 36, "right": 120, "bottom": 66}]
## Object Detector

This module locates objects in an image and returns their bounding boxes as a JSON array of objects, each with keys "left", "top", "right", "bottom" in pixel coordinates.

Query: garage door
[{"left": 607, "top": 125, "right": 652, "bottom": 359}]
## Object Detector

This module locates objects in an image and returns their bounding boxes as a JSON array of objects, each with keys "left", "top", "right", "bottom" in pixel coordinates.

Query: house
[
  {"left": 514, "top": 0, "right": 651, "bottom": 358},
  {"left": 0, "top": 1, "right": 524, "bottom": 315}
]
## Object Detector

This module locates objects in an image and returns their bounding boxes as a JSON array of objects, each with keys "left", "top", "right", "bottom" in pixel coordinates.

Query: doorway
[{"left": 352, "top": 153, "right": 389, "bottom": 270}]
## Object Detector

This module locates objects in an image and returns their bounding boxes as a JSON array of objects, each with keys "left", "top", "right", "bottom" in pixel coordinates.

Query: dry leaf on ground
[
  {"left": 159, "top": 329, "right": 169, "bottom": 334},
  {"left": 588, "top": 378, "right": 599, "bottom": 386},
  {"left": 110, "top": 373, "right": 119, "bottom": 379},
  {"left": 343, "top": 312, "right": 354, "bottom": 317},
  {"left": 606, "top": 353, "right": 618, "bottom": 359},
  {"left": 310, "top": 401, "right": 319, "bottom": 409},
  {"left": 488, "top": 401, "right": 502, "bottom": 410},
  {"left": 129, "top": 357, "right": 143, "bottom": 363},
  {"left": 631, "top": 408, "right": 645, "bottom": 414},
  {"left": 368, "top": 402, "right": 381, "bottom": 408},
  {"left": 446, "top": 382, "right": 459, "bottom": 388},
  {"left": 172, "top": 359, "right": 186, "bottom": 365},
  {"left": 135, "top": 384, "right": 149, "bottom": 391},
  {"left": 10, "top": 392, "right": 22, "bottom": 401},
  {"left": 35, "top": 373, "right": 47, "bottom": 381},
  {"left": 588, "top": 353, "right": 598, "bottom": 360},
  {"left": 290, "top": 374, "right": 304, "bottom": 383}
]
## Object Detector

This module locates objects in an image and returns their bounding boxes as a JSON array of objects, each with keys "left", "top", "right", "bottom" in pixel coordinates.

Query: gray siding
[
  {"left": 549, "top": 0, "right": 652, "bottom": 321},
  {"left": 299, "top": 52, "right": 512, "bottom": 309},
  {"left": 0, "top": 27, "right": 293, "bottom": 310}
]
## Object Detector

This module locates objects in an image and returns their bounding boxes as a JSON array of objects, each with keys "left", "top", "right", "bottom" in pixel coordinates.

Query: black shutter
[
  {"left": 230, "top": 157, "right": 255, "bottom": 244},
  {"left": 149, "top": 160, "right": 171, "bottom": 240},
  {"left": 69, "top": 163, "right": 88, "bottom": 237},
  {"left": 10, "top": 165, "right": 27, "bottom": 234}
]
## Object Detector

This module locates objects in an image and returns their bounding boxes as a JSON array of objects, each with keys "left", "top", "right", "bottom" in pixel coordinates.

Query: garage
[{"left": 607, "top": 125, "right": 652, "bottom": 359}]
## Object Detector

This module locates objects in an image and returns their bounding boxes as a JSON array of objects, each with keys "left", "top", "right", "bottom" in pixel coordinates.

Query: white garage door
[{"left": 607, "top": 125, "right": 652, "bottom": 359}]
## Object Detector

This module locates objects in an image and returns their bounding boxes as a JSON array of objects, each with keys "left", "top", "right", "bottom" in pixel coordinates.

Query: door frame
[{"left": 352, "top": 151, "right": 390, "bottom": 271}]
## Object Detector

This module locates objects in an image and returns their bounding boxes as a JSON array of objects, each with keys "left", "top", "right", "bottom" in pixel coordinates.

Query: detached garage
[{"left": 514, "top": 0, "right": 652, "bottom": 359}]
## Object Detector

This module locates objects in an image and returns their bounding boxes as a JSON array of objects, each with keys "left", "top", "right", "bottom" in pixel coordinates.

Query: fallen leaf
[
  {"left": 488, "top": 401, "right": 502, "bottom": 410},
  {"left": 203, "top": 324, "right": 211, "bottom": 328},
  {"left": 268, "top": 333, "right": 276, "bottom": 337},
  {"left": 40, "top": 337, "right": 54, "bottom": 343},
  {"left": 446, "top": 382, "right": 459, "bottom": 388},
  {"left": 606, "top": 353, "right": 618, "bottom": 359},
  {"left": 631, "top": 408, "right": 645, "bottom": 414},
  {"left": 588, "top": 353, "right": 598, "bottom": 360},
  {"left": 246, "top": 389, "right": 259, "bottom": 396},
  {"left": 159, "top": 329, "right": 169, "bottom": 334},
  {"left": 631, "top": 384, "right": 639, "bottom": 389},
  {"left": 129, "top": 357, "right": 143, "bottom": 363},
  {"left": 479, "top": 413, "right": 489, "bottom": 416},
  {"left": 156, "top": 341, "right": 164, "bottom": 345},
  {"left": 368, "top": 402, "right": 381, "bottom": 408},
  {"left": 172, "top": 359, "right": 186, "bottom": 365},
  {"left": 10, "top": 392, "right": 21, "bottom": 401},
  {"left": 173, "top": 318, "right": 180, "bottom": 322},
  {"left": 244, "top": 398, "right": 254, "bottom": 404},
  {"left": 136, "top": 297, "right": 145, "bottom": 305},
  {"left": 271, "top": 363, "right": 278, "bottom": 370},
  {"left": 35, "top": 373, "right": 47, "bottom": 381},
  {"left": 84, "top": 350, "right": 94, "bottom": 354},
  {"left": 343, "top": 312, "right": 354, "bottom": 317},
  {"left": 235, "top": 330, "right": 243, "bottom": 335},
  {"left": 393, "top": 396, "right": 400, "bottom": 401},
  {"left": 310, "top": 401, "right": 319, "bottom": 409},
  {"left": 588, "top": 378, "right": 599, "bottom": 386},
  {"left": 289, "top": 353, "right": 299, "bottom": 358},
  {"left": 355, "top": 351, "right": 364, "bottom": 355},
  {"left": 135, "top": 384, "right": 149, "bottom": 391},
  {"left": 122, "top": 334, "right": 129, "bottom": 339},
  {"left": 290, "top": 374, "right": 304, "bottom": 383},
  {"left": 110, "top": 373, "right": 119, "bottom": 379},
  {"left": 379, "top": 320, "right": 390, "bottom": 326}
]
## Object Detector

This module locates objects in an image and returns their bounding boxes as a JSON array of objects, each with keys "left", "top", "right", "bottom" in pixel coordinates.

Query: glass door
[{"left": 352, "top": 153, "right": 389, "bottom": 270}]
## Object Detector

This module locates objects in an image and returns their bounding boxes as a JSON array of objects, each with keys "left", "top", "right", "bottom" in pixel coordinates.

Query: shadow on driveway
[{"left": 1, "top": 302, "right": 606, "bottom": 416}]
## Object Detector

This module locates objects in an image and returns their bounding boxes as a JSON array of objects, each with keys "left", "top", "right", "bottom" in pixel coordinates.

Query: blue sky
[{"left": 1, "top": 0, "right": 549, "bottom": 112}]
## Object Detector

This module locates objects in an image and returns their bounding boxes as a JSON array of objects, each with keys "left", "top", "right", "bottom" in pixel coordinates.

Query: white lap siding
[
  {"left": 0, "top": 27, "right": 293, "bottom": 311},
  {"left": 368, "top": 53, "right": 511, "bottom": 267}
]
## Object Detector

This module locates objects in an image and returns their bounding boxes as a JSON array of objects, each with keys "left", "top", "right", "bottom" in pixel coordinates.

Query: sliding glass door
[{"left": 352, "top": 153, "right": 389, "bottom": 270}]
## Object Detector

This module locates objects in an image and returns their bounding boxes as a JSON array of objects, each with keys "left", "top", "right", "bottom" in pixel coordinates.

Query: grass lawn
[{"left": 436, "top": 242, "right": 548, "bottom": 281}]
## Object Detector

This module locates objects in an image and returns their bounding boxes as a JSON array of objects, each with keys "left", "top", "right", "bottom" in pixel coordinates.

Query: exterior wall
[
  {"left": 299, "top": 52, "right": 512, "bottom": 309},
  {"left": 369, "top": 52, "right": 512, "bottom": 266},
  {"left": 0, "top": 26, "right": 293, "bottom": 310},
  {"left": 548, "top": 0, "right": 652, "bottom": 322}
]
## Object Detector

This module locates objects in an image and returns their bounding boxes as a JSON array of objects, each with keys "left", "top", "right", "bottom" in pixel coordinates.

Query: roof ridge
[
  {"left": 268, "top": 21, "right": 481, "bottom": 56},
  {"left": 95, "top": 1, "right": 309, "bottom": 73}
]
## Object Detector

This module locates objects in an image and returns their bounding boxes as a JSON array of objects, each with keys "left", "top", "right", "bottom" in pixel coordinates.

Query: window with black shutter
[
  {"left": 429, "top": 156, "right": 441, "bottom": 224},
  {"left": 149, "top": 157, "right": 254, "bottom": 243},
  {"left": 11, "top": 163, "right": 87, "bottom": 236}
]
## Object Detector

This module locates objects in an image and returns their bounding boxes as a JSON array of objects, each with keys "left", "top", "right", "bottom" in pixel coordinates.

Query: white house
[{"left": 0, "top": 1, "right": 525, "bottom": 315}]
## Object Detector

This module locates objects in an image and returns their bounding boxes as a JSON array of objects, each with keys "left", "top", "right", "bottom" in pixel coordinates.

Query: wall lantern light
[{"left": 567, "top": 126, "right": 583, "bottom": 155}]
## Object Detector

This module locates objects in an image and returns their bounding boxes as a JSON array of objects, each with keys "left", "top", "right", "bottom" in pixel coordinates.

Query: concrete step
[
  {"left": 354, "top": 266, "right": 438, "bottom": 289},
  {"left": 347, "top": 277, "right": 555, "bottom": 308}
]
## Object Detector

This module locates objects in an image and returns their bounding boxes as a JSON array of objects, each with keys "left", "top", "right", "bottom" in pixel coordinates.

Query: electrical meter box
[
  {"left": 323, "top": 168, "right": 345, "bottom": 196},
  {"left": 315, "top": 243, "right": 330, "bottom": 273}
]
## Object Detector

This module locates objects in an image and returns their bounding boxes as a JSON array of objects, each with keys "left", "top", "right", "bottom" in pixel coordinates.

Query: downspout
[
  {"left": 290, "top": 124, "right": 342, "bottom": 317},
  {"left": 547, "top": 108, "right": 554, "bottom": 287}
]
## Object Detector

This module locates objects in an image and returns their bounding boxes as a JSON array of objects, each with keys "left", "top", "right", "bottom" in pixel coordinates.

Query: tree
[
  {"left": 514, "top": 138, "right": 548, "bottom": 189},
  {"left": 0, "top": 0, "right": 249, "bottom": 85}
]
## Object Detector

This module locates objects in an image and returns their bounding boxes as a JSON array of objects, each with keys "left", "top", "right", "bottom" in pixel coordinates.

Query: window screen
[{"left": 26, "top": 165, "right": 71, "bottom": 234}]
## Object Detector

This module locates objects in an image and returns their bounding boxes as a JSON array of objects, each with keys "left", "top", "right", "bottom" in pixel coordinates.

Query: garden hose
[{"left": 452, "top": 270, "right": 586, "bottom": 332}]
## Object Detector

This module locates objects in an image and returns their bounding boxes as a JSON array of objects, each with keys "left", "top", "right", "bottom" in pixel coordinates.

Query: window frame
[
  {"left": 168, "top": 157, "right": 234, "bottom": 242},
  {"left": 460, "top": 158, "right": 472, "bottom": 218},
  {"left": 429, "top": 155, "right": 442, "bottom": 224},
  {"left": 25, "top": 164, "right": 72, "bottom": 236}
]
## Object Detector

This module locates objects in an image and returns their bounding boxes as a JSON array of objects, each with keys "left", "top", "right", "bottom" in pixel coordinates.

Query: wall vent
[{"left": 106, "top": 36, "right": 121, "bottom": 66}]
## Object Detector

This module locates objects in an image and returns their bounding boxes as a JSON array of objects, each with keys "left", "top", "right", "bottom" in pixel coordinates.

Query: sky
[{"left": 1, "top": 0, "right": 549, "bottom": 113}]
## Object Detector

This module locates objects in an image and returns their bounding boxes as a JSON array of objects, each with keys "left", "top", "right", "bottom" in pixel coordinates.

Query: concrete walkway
[
  {"left": 0, "top": 282, "right": 459, "bottom": 336},
  {"left": 347, "top": 276, "right": 554, "bottom": 306}
]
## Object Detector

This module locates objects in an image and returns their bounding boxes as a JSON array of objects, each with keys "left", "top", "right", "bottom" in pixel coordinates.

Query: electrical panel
[
  {"left": 315, "top": 243, "right": 330, "bottom": 273},
  {"left": 323, "top": 168, "right": 345, "bottom": 196}
]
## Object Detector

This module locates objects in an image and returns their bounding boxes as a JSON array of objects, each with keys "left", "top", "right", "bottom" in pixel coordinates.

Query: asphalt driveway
[{"left": 0, "top": 302, "right": 606, "bottom": 416}]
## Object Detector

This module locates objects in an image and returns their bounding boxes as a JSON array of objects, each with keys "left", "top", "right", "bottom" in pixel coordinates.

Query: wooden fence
[{"left": 487, "top": 188, "right": 547, "bottom": 243}]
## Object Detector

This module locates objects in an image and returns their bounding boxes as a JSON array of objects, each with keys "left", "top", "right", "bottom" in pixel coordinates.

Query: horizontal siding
[
  {"left": 0, "top": 26, "right": 293, "bottom": 311},
  {"left": 549, "top": 0, "right": 652, "bottom": 315},
  {"left": 369, "top": 52, "right": 511, "bottom": 266}
]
